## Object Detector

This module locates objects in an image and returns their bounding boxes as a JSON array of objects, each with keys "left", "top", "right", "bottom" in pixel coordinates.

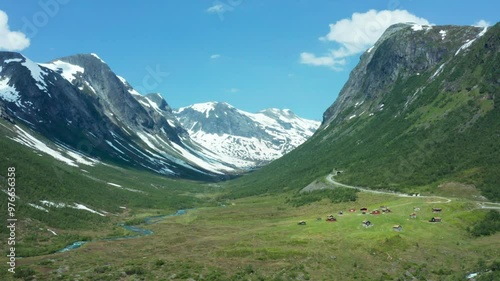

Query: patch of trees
[{"left": 469, "top": 210, "right": 500, "bottom": 237}]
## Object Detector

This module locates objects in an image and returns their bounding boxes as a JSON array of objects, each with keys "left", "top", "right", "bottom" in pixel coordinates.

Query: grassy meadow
[{"left": 2, "top": 188, "right": 498, "bottom": 280}]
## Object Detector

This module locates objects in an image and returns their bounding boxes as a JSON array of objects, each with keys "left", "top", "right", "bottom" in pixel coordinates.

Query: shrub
[
  {"left": 13, "top": 267, "right": 36, "bottom": 280},
  {"left": 470, "top": 210, "right": 500, "bottom": 237}
]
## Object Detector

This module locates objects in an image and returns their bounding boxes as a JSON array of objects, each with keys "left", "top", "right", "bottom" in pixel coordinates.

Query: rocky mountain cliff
[
  {"left": 230, "top": 23, "right": 500, "bottom": 201},
  {"left": 322, "top": 23, "right": 488, "bottom": 126}
]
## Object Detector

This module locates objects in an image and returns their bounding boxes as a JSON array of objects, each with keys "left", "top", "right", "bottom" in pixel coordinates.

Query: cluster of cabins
[
  {"left": 410, "top": 207, "right": 442, "bottom": 222},
  {"left": 298, "top": 206, "right": 443, "bottom": 230}
]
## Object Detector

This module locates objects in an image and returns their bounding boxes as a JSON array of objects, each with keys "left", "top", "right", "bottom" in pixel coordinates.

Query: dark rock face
[
  {"left": 56, "top": 54, "right": 173, "bottom": 135},
  {"left": 145, "top": 93, "right": 172, "bottom": 112}
]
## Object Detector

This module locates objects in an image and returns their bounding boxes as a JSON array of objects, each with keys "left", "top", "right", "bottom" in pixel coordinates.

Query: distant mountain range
[
  {"left": 0, "top": 52, "right": 319, "bottom": 180},
  {"left": 175, "top": 102, "right": 319, "bottom": 168}
]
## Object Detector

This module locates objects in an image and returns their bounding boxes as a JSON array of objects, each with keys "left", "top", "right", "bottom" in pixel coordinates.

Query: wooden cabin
[
  {"left": 429, "top": 217, "right": 441, "bottom": 223},
  {"left": 393, "top": 225, "right": 403, "bottom": 232},
  {"left": 326, "top": 215, "right": 337, "bottom": 222}
]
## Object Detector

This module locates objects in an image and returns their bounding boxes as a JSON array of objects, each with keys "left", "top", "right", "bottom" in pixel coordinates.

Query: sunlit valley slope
[{"left": 229, "top": 23, "right": 500, "bottom": 202}]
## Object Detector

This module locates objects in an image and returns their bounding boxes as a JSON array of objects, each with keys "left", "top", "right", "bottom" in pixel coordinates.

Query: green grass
[{"left": 1, "top": 190, "right": 498, "bottom": 280}]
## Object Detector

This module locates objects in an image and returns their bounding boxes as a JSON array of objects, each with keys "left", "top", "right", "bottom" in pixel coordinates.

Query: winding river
[{"left": 57, "top": 209, "right": 188, "bottom": 253}]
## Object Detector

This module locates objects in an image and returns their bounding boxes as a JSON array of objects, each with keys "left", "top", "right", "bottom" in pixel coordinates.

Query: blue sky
[{"left": 0, "top": 0, "right": 498, "bottom": 120}]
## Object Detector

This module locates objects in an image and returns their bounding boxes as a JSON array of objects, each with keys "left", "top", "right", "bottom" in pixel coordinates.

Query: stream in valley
[{"left": 57, "top": 209, "right": 188, "bottom": 253}]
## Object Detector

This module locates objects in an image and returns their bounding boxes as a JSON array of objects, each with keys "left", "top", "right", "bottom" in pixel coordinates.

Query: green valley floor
[{"left": 2, "top": 178, "right": 499, "bottom": 281}]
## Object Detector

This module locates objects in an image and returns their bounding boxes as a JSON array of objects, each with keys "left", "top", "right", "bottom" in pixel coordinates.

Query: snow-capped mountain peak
[
  {"left": 177, "top": 101, "right": 234, "bottom": 118},
  {"left": 174, "top": 102, "right": 320, "bottom": 168}
]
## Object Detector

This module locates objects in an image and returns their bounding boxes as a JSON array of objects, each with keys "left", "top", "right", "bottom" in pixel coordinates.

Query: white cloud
[
  {"left": 300, "top": 10, "right": 430, "bottom": 70},
  {"left": 0, "top": 10, "right": 30, "bottom": 51},
  {"left": 473, "top": 20, "right": 491, "bottom": 28},
  {"left": 227, "top": 88, "right": 240, "bottom": 93},
  {"left": 207, "top": 4, "right": 225, "bottom": 14},
  {"left": 210, "top": 54, "right": 221, "bottom": 59},
  {"left": 300, "top": 52, "right": 346, "bottom": 70}
]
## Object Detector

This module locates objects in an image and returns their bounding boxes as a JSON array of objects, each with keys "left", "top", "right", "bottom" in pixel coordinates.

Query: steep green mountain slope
[
  {"left": 0, "top": 119, "right": 215, "bottom": 256},
  {"left": 227, "top": 23, "right": 500, "bottom": 201}
]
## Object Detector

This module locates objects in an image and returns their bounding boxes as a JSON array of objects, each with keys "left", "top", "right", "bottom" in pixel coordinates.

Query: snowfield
[{"left": 10, "top": 125, "right": 99, "bottom": 168}]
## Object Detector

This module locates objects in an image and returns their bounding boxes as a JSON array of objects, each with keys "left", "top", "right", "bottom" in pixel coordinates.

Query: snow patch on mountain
[
  {"left": 169, "top": 141, "right": 229, "bottom": 174},
  {"left": 439, "top": 30, "right": 447, "bottom": 40},
  {"left": 455, "top": 26, "right": 488, "bottom": 56},
  {"left": 28, "top": 203, "right": 49, "bottom": 212},
  {"left": 116, "top": 75, "right": 127, "bottom": 84},
  {"left": 40, "top": 60, "right": 84, "bottom": 83},
  {"left": 90, "top": 53, "right": 105, "bottom": 63},
  {"left": 0, "top": 77, "right": 21, "bottom": 105},
  {"left": 411, "top": 24, "right": 432, "bottom": 32},
  {"left": 39, "top": 200, "right": 106, "bottom": 216},
  {"left": 10, "top": 125, "right": 99, "bottom": 168},
  {"left": 136, "top": 131, "right": 232, "bottom": 174},
  {"left": 21, "top": 56, "right": 49, "bottom": 92},
  {"left": 178, "top": 102, "right": 220, "bottom": 118},
  {"left": 40, "top": 200, "right": 67, "bottom": 208},
  {"left": 431, "top": 63, "right": 446, "bottom": 79},
  {"left": 73, "top": 203, "right": 106, "bottom": 216},
  {"left": 145, "top": 96, "right": 162, "bottom": 113},
  {"left": 65, "top": 150, "right": 99, "bottom": 166},
  {"left": 116, "top": 75, "right": 141, "bottom": 96},
  {"left": 3, "top": 58, "right": 23, "bottom": 64}
]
